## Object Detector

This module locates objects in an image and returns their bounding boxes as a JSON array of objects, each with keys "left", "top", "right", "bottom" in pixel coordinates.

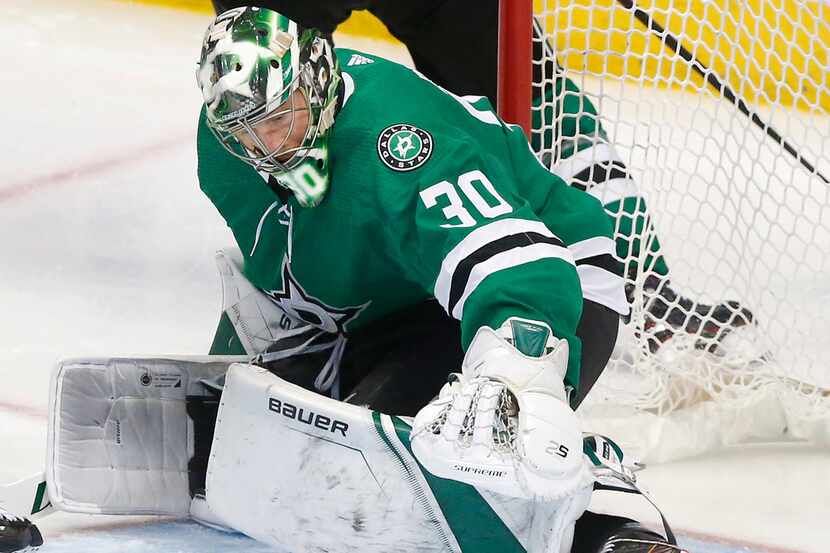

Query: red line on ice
[
  {"left": 677, "top": 526, "right": 812, "bottom": 553},
  {"left": 0, "top": 400, "right": 47, "bottom": 420},
  {"left": 0, "top": 133, "right": 193, "bottom": 204}
]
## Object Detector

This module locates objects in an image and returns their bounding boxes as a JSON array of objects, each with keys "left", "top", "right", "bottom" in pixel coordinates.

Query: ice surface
[
  {"left": 0, "top": 1, "right": 827, "bottom": 552},
  {"left": 37, "top": 520, "right": 279, "bottom": 553},
  {"left": 26, "top": 519, "right": 769, "bottom": 553}
]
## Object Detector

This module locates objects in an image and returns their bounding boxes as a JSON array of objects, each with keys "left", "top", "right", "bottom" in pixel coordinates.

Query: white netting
[{"left": 531, "top": 0, "right": 830, "bottom": 460}]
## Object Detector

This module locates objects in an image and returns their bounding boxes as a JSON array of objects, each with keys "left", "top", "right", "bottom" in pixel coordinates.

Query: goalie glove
[{"left": 411, "top": 318, "right": 593, "bottom": 500}]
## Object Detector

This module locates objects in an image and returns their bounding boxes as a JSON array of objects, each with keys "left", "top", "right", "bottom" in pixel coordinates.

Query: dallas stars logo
[
  {"left": 265, "top": 257, "right": 368, "bottom": 335},
  {"left": 394, "top": 133, "right": 416, "bottom": 158},
  {"left": 377, "top": 123, "right": 434, "bottom": 172}
]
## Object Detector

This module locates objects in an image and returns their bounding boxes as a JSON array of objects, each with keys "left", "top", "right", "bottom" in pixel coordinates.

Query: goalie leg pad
[
  {"left": 46, "top": 356, "right": 242, "bottom": 515},
  {"left": 206, "top": 363, "right": 457, "bottom": 553},
  {"left": 207, "top": 364, "right": 591, "bottom": 553}
]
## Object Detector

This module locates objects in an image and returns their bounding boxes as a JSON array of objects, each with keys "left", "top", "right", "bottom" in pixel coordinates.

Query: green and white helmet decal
[{"left": 196, "top": 7, "right": 342, "bottom": 207}]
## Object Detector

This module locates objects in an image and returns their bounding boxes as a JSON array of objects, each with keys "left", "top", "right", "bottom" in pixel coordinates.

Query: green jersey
[{"left": 197, "top": 48, "right": 627, "bottom": 388}]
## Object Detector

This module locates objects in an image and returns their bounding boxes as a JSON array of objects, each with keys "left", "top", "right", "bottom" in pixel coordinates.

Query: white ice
[{"left": 0, "top": 1, "right": 828, "bottom": 552}]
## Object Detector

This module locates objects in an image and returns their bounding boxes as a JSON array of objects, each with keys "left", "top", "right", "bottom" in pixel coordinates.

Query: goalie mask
[{"left": 197, "top": 7, "right": 342, "bottom": 207}]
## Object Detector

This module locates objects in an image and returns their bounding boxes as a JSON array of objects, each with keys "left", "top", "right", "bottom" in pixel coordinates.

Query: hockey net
[{"left": 500, "top": 0, "right": 830, "bottom": 461}]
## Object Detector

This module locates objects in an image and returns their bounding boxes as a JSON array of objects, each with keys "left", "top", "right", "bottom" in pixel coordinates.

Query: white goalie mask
[{"left": 196, "top": 7, "right": 342, "bottom": 207}]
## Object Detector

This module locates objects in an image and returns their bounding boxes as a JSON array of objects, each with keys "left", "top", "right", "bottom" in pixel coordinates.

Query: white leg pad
[
  {"left": 47, "top": 356, "right": 243, "bottom": 515},
  {"left": 206, "top": 364, "right": 591, "bottom": 553},
  {"left": 207, "top": 363, "right": 456, "bottom": 552}
]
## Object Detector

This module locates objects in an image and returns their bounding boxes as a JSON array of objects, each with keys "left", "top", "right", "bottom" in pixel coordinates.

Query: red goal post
[{"left": 497, "top": 0, "right": 533, "bottom": 136}]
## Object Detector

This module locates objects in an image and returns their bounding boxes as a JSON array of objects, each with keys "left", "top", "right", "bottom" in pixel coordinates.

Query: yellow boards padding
[
  {"left": 335, "top": 10, "right": 401, "bottom": 43},
  {"left": 121, "top": 0, "right": 212, "bottom": 13},
  {"left": 118, "top": 0, "right": 827, "bottom": 112},
  {"left": 536, "top": 0, "right": 829, "bottom": 113},
  {"left": 118, "top": 0, "right": 401, "bottom": 44}
]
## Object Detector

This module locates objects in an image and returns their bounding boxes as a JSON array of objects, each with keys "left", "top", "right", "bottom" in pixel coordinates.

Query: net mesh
[{"left": 530, "top": 0, "right": 830, "bottom": 460}]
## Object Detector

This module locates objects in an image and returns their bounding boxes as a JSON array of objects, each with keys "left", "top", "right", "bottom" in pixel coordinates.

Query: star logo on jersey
[
  {"left": 377, "top": 124, "right": 434, "bottom": 172},
  {"left": 265, "top": 257, "right": 369, "bottom": 335}
]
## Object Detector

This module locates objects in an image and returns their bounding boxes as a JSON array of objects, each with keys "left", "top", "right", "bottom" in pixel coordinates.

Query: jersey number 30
[{"left": 419, "top": 170, "right": 512, "bottom": 228}]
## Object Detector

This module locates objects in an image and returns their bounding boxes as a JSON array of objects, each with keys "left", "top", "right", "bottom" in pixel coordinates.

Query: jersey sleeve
[
  {"left": 374, "top": 117, "right": 588, "bottom": 388},
  {"left": 333, "top": 61, "right": 624, "bottom": 389}
]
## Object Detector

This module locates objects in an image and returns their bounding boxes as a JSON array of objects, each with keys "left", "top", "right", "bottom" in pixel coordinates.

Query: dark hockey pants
[{"left": 211, "top": 298, "right": 618, "bottom": 414}]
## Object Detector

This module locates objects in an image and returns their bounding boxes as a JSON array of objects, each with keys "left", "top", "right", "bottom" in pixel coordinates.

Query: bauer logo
[
  {"left": 377, "top": 124, "right": 433, "bottom": 172},
  {"left": 268, "top": 396, "right": 349, "bottom": 437}
]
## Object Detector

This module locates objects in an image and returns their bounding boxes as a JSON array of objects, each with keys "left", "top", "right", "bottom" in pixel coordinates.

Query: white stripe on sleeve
[
  {"left": 568, "top": 236, "right": 616, "bottom": 261},
  {"left": 451, "top": 242, "right": 575, "bottom": 320},
  {"left": 577, "top": 265, "right": 630, "bottom": 316},
  {"left": 434, "top": 218, "right": 566, "bottom": 311},
  {"left": 548, "top": 143, "right": 621, "bottom": 183}
]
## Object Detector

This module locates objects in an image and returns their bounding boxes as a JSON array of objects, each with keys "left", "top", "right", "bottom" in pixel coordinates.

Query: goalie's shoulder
[
  {"left": 335, "top": 48, "right": 380, "bottom": 70},
  {"left": 330, "top": 107, "right": 475, "bottom": 206},
  {"left": 335, "top": 47, "right": 422, "bottom": 103}
]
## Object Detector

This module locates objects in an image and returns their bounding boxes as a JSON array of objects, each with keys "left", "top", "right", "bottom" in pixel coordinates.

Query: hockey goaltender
[{"left": 2, "top": 7, "right": 688, "bottom": 553}]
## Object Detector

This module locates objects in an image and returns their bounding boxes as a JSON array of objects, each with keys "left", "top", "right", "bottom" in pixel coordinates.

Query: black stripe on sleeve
[
  {"left": 448, "top": 232, "right": 567, "bottom": 315},
  {"left": 572, "top": 160, "right": 631, "bottom": 190},
  {"left": 575, "top": 253, "right": 625, "bottom": 277}
]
